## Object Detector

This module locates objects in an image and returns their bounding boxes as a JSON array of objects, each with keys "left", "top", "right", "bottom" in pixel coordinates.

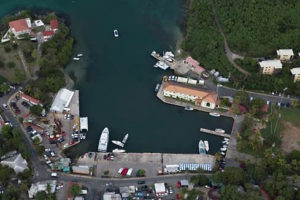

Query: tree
[
  {"left": 0, "top": 165, "right": 15, "bottom": 186},
  {"left": 7, "top": 61, "right": 15, "bottom": 68},
  {"left": 30, "top": 105, "right": 43, "bottom": 116},
  {"left": 70, "top": 183, "right": 81, "bottom": 196},
  {"left": 190, "top": 175, "right": 209, "bottom": 186},
  {"left": 234, "top": 91, "right": 249, "bottom": 106},
  {"left": 136, "top": 169, "right": 146, "bottom": 177},
  {"left": 212, "top": 167, "right": 247, "bottom": 185},
  {"left": 35, "top": 191, "right": 47, "bottom": 200},
  {"left": 104, "top": 170, "right": 109, "bottom": 176},
  {"left": 0, "top": 83, "right": 10, "bottom": 93},
  {"left": 220, "top": 185, "right": 244, "bottom": 200}
]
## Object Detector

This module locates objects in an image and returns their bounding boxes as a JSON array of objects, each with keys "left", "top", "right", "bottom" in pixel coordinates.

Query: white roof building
[
  {"left": 80, "top": 117, "right": 88, "bottom": 131},
  {"left": 259, "top": 60, "right": 282, "bottom": 69},
  {"left": 154, "top": 183, "right": 166, "bottom": 194},
  {"left": 276, "top": 49, "right": 294, "bottom": 56},
  {"left": 290, "top": 67, "right": 300, "bottom": 75},
  {"left": 103, "top": 192, "right": 122, "bottom": 200},
  {"left": 50, "top": 88, "right": 74, "bottom": 113},
  {"left": 28, "top": 180, "right": 56, "bottom": 198},
  {"left": 33, "top": 20, "right": 45, "bottom": 27},
  {"left": 0, "top": 152, "right": 28, "bottom": 174}
]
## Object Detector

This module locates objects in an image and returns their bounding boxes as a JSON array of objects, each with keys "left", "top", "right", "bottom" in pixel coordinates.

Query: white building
[
  {"left": 290, "top": 67, "right": 300, "bottom": 82},
  {"left": 103, "top": 192, "right": 122, "bottom": 200},
  {"left": 33, "top": 20, "right": 45, "bottom": 27},
  {"left": 0, "top": 152, "right": 28, "bottom": 174},
  {"left": 9, "top": 18, "right": 32, "bottom": 37},
  {"left": 50, "top": 88, "right": 74, "bottom": 113},
  {"left": 259, "top": 60, "right": 282, "bottom": 75},
  {"left": 28, "top": 180, "right": 56, "bottom": 198},
  {"left": 163, "top": 82, "right": 218, "bottom": 109},
  {"left": 154, "top": 183, "right": 166, "bottom": 195},
  {"left": 276, "top": 49, "right": 294, "bottom": 61}
]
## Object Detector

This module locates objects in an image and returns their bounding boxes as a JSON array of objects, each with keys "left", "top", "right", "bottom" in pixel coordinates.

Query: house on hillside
[
  {"left": 50, "top": 19, "right": 59, "bottom": 32},
  {"left": 19, "top": 92, "right": 43, "bottom": 106},
  {"left": 42, "top": 30, "right": 55, "bottom": 41},
  {"left": 276, "top": 49, "right": 294, "bottom": 61},
  {"left": 259, "top": 60, "right": 282, "bottom": 75},
  {"left": 0, "top": 151, "right": 28, "bottom": 174},
  {"left": 9, "top": 18, "right": 32, "bottom": 37},
  {"left": 163, "top": 82, "right": 218, "bottom": 109},
  {"left": 290, "top": 67, "right": 300, "bottom": 82}
]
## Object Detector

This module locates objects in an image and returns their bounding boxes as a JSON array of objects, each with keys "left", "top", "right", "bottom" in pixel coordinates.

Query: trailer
[
  {"left": 198, "top": 79, "right": 205, "bottom": 85},
  {"left": 187, "top": 78, "right": 197, "bottom": 85},
  {"left": 177, "top": 77, "right": 188, "bottom": 84}
]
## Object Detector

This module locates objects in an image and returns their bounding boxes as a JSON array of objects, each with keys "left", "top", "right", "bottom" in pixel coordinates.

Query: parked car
[
  {"left": 121, "top": 168, "right": 129, "bottom": 176},
  {"left": 21, "top": 101, "right": 30, "bottom": 108},
  {"left": 118, "top": 168, "right": 123, "bottom": 174},
  {"left": 2, "top": 104, "right": 8, "bottom": 109},
  {"left": 138, "top": 180, "right": 145, "bottom": 185},
  {"left": 127, "top": 168, "right": 133, "bottom": 176},
  {"left": 51, "top": 173, "right": 58, "bottom": 178},
  {"left": 177, "top": 181, "right": 181, "bottom": 188}
]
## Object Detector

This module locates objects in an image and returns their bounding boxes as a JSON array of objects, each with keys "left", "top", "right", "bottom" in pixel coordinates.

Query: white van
[
  {"left": 118, "top": 168, "right": 123, "bottom": 174},
  {"left": 51, "top": 172, "right": 57, "bottom": 177},
  {"left": 127, "top": 168, "right": 133, "bottom": 176}
]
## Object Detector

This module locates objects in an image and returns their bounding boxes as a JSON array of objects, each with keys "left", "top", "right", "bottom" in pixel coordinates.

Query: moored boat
[
  {"left": 184, "top": 106, "right": 194, "bottom": 111},
  {"left": 209, "top": 112, "right": 220, "bottom": 117},
  {"left": 112, "top": 140, "right": 124, "bottom": 148},
  {"left": 198, "top": 140, "right": 206, "bottom": 154},
  {"left": 155, "top": 84, "right": 160, "bottom": 92},
  {"left": 98, "top": 127, "right": 109, "bottom": 152},
  {"left": 220, "top": 147, "right": 227, "bottom": 151},
  {"left": 154, "top": 61, "right": 169, "bottom": 70},
  {"left": 122, "top": 134, "right": 129, "bottom": 144},
  {"left": 77, "top": 54, "right": 83, "bottom": 57},
  {"left": 215, "top": 128, "right": 225, "bottom": 133},
  {"left": 113, "top": 29, "right": 119, "bottom": 37},
  {"left": 112, "top": 148, "right": 126, "bottom": 153},
  {"left": 73, "top": 57, "right": 80, "bottom": 61},
  {"left": 204, "top": 140, "right": 209, "bottom": 152}
]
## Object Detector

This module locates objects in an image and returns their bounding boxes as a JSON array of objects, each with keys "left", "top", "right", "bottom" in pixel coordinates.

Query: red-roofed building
[
  {"left": 42, "top": 30, "right": 55, "bottom": 41},
  {"left": 185, "top": 56, "right": 205, "bottom": 74},
  {"left": 9, "top": 18, "right": 32, "bottom": 36},
  {"left": 50, "top": 19, "right": 59, "bottom": 32},
  {"left": 20, "top": 93, "right": 43, "bottom": 106}
]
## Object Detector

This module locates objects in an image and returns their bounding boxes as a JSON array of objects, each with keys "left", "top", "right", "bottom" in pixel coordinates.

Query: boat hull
[{"left": 98, "top": 128, "right": 109, "bottom": 152}]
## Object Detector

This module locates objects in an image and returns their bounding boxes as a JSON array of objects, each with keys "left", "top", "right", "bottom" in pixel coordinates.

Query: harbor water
[{"left": 0, "top": 0, "right": 233, "bottom": 157}]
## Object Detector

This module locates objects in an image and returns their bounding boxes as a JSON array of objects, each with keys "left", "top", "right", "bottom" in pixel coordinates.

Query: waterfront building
[
  {"left": 42, "top": 30, "right": 55, "bottom": 41},
  {"left": 9, "top": 18, "right": 32, "bottom": 37},
  {"left": 0, "top": 151, "right": 28, "bottom": 174},
  {"left": 20, "top": 92, "right": 43, "bottom": 106},
  {"left": 163, "top": 82, "right": 218, "bottom": 109},
  {"left": 290, "top": 67, "right": 300, "bottom": 82},
  {"left": 185, "top": 56, "right": 205, "bottom": 74},
  {"left": 276, "top": 49, "right": 294, "bottom": 61},
  {"left": 50, "top": 88, "right": 75, "bottom": 113},
  {"left": 72, "top": 165, "right": 90, "bottom": 175},
  {"left": 50, "top": 19, "right": 59, "bottom": 32},
  {"left": 259, "top": 60, "right": 282, "bottom": 75}
]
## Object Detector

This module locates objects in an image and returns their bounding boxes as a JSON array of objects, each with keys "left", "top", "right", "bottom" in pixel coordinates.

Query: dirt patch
[{"left": 281, "top": 121, "right": 300, "bottom": 153}]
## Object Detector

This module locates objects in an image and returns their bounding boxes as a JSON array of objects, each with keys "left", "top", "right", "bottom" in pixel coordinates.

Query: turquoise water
[{"left": 0, "top": 0, "right": 233, "bottom": 156}]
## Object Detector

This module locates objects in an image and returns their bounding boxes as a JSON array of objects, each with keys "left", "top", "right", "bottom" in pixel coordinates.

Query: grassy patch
[{"left": 279, "top": 108, "right": 300, "bottom": 128}]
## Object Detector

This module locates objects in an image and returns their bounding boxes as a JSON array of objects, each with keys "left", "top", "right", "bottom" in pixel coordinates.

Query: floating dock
[{"left": 200, "top": 128, "right": 230, "bottom": 138}]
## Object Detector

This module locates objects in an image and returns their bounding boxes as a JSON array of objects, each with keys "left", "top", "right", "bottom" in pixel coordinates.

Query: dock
[
  {"left": 151, "top": 51, "right": 176, "bottom": 69},
  {"left": 200, "top": 128, "right": 230, "bottom": 138}
]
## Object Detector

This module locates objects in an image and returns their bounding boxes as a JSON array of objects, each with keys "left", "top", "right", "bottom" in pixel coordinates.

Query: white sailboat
[
  {"left": 122, "top": 134, "right": 129, "bottom": 144},
  {"left": 112, "top": 140, "right": 124, "bottom": 148},
  {"left": 204, "top": 140, "right": 209, "bottom": 152}
]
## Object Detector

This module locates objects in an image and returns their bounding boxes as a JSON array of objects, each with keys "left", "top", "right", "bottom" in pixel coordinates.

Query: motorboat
[
  {"left": 155, "top": 84, "right": 160, "bottom": 92},
  {"left": 113, "top": 29, "right": 119, "bottom": 37},
  {"left": 221, "top": 152, "right": 225, "bottom": 156},
  {"left": 184, "top": 105, "right": 194, "bottom": 111},
  {"left": 224, "top": 138, "right": 230, "bottom": 141},
  {"left": 77, "top": 54, "right": 83, "bottom": 57},
  {"left": 122, "top": 134, "right": 129, "bottom": 144},
  {"left": 215, "top": 129, "right": 225, "bottom": 133},
  {"left": 165, "top": 51, "right": 175, "bottom": 58},
  {"left": 223, "top": 145, "right": 228, "bottom": 148},
  {"left": 209, "top": 112, "right": 220, "bottom": 117},
  {"left": 154, "top": 61, "right": 169, "bottom": 70},
  {"left": 204, "top": 140, "right": 209, "bottom": 152},
  {"left": 98, "top": 127, "right": 109, "bottom": 152},
  {"left": 222, "top": 140, "right": 229, "bottom": 144},
  {"left": 220, "top": 147, "right": 227, "bottom": 151},
  {"left": 112, "top": 140, "right": 124, "bottom": 148},
  {"left": 198, "top": 140, "right": 206, "bottom": 154},
  {"left": 112, "top": 149, "right": 126, "bottom": 153},
  {"left": 73, "top": 57, "right": 80, "bottom": 61}
]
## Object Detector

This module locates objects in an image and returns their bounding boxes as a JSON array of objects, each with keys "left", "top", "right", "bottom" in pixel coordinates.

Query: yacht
[
  {"left": 209, "top": 112, "right": 220, "bottom": 117},
  {"left": 98, "top": 127, "right": 109, "bottom": 152},
  {"left": 113, "top": 29, "right": 119, "bottom": 37},
  {"left": 198, "top": 140, "right": 206, "bottom": 154},
  {"left": 122, "top": 134, "right": 129, "bottom": 144},
  {"left": 112, "top": 148, "right": 126, "bottom": 153},
  {"left": 73, "top": 57, "right": 80, "bottom": 61},
  {"left": 112, "top": 140, "right": 124, "bottom": 148},
  {"left": 184, "top": 106, "right": 194, "bottom": 111},
  {"left": 215, "top": 129, "right": 225, "bottom": 133},
  {"left": 154, "top": 61, "right": 169, "bottom": 70},
  {"left": 204, "top": 140, "right": 209, "bottom": 152}
]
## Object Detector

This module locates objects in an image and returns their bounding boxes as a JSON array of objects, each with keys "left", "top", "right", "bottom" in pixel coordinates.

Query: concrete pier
[{"left": 200, "top": 128, "right": 230, "bottom": 138}]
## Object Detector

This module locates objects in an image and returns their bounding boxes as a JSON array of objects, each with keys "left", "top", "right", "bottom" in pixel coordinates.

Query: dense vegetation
[
  {"left": 183, "top": 0, "right": 300, "bottom": 95},
  {"left": 215, "top": 0, "right": 300, "bottom": 57},
  {"left": 0, "top": 126, "right": 32, "bottom": 199}
]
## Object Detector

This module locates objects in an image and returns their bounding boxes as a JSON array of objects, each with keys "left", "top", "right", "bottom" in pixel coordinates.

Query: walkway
[
  {"left": 210, "top": 0, "right": 250, "bottom": 76},
  {"left": 17, "top": 49, "right": 31, "bottom": 80}
]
